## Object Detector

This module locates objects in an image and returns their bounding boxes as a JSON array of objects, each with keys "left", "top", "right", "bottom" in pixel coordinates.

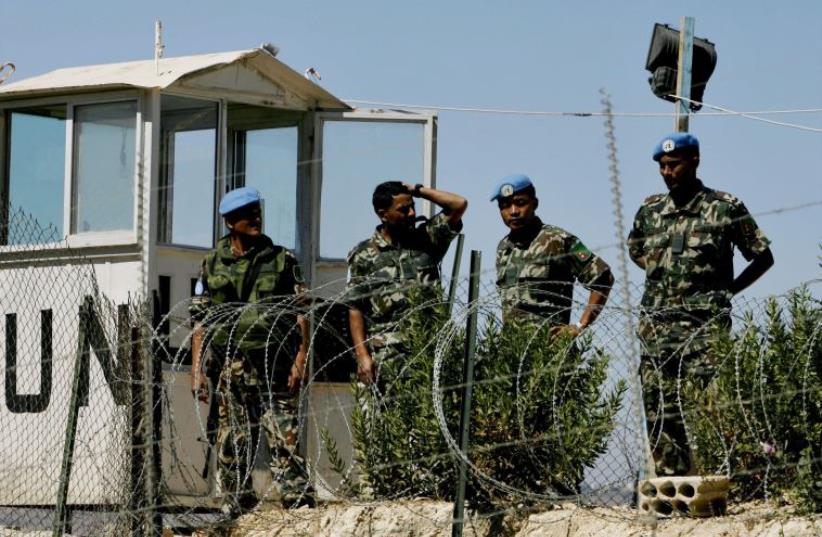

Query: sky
[{"left": 2, "top": 0, "right": 821, "bottom": 300}]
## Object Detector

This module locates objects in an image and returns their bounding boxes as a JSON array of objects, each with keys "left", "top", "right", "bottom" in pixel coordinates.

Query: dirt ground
[{"left": 187, "top": 499, "right": 822, "bottom": 537}]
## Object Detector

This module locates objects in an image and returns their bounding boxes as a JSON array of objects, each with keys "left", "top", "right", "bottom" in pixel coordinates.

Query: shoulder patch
[{"left": 569, "top": 240, "right": 593, "bottom": 262}]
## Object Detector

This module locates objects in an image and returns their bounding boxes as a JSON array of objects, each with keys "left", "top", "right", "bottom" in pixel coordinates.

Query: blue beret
[
  {"left": 219, "top": 186, "right": 261, "bottom": 215},
  {"left": 653, "top": 132, "right": 700, "bottom": 161},
  {"left": 490, "top": 174, "right": 533, "bottom": 201}
]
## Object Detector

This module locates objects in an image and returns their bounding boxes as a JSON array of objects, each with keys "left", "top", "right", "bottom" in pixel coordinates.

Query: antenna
[{"left": 154, "top": 20, "right": 165, "bottom": 75}]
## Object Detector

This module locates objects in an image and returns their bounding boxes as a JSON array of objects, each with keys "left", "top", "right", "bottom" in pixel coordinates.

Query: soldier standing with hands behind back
[
  {"left": 629, "top": 133, "right": 774, "bottom": 476},
  {"left": 190, "top": 187, "right": 313, "bottom": 519}
]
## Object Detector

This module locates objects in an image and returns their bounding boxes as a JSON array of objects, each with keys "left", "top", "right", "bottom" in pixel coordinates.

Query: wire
[
  {"left": 672, "top": 95, "right": 822, "bottom": 133},
  {"left": 345, "top": 98, "right": 822, "bottom": 119}
]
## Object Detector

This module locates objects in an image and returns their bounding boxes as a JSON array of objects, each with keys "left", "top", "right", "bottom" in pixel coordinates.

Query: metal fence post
[
  {"left": 147, "top": 303, "right": 164, "bottom": 537},
  {"left": 52, "top": 301, "right": 91, "bottom": 537},
  {"left": 452, "top": 250, "right": 481, "bottom": 537},
  {"left": 447, "top": 234, "right": 465, "bottom": 315}
]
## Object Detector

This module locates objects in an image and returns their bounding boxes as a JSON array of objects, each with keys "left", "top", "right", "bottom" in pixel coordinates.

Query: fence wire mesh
[
  {"left": 0, "top": 207, "right": 157, "bottom": 536},
  {"left": 1, "top": 205, "right": 821, "bottom": 536}
]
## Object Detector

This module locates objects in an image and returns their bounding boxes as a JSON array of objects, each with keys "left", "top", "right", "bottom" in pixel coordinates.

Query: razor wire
[
  {"left": 149, "top": 271, "right": 821, "bottom": 535},
  {"left": 1, "top": 207, "right": 821, "bottom": 536}
]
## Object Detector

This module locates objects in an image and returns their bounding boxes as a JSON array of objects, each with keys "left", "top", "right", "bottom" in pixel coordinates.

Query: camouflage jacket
[
  {"left": 628, "top": 180, "right": 770, "bottom": 354},
  {"left": 346, "top": 212, "right": 460, "bottom": 350},
  {"left": 496, "top": 219, "right": 612, "bottom": 325},
  {"left": 190, "top": 235, "right": 305, "bottom": 353}
]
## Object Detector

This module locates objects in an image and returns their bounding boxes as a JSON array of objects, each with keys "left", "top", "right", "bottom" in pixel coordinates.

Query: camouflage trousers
[
  {"left": 216, "top": 355, "right": 311, "bottom": 513},
  {"left": 640, "top": 349, "right": 717, "bottom": 476}
]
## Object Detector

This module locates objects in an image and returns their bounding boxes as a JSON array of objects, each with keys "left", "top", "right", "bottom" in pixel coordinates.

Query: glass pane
[
  {"left": 72, "top": 101, "right": 137, "bottom": 233},
  {"left": 158, "top": 96, "right": 218, "bottom": 247},
  {"left": 243, "top": 128, "right": 298, "bottom": 248},
  {"left": 320, "top": 121, "right": 424, "bottom": 259},
  {"left": 5, "top": 106, "right": 67, "bottom": 244}
]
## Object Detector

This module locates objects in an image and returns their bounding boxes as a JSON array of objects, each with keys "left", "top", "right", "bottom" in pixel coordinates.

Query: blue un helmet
[
  {"left": 652, "top": 133, "right": 700, "bottom": 161},
  {"left": 490, "top": 174, "right": 533, "bottom": 201},
  {"left": 219, "top": 186, "right": 261, "bottom": 215}
]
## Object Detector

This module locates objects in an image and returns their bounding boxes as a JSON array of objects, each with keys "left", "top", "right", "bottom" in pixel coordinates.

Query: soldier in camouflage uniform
[
  {"left": 492, "top": 174, "right": 613, "bottom": 332},
  {"left": 190, "top": 187, "right": 313, "bottom": 517},
  {"left": 628, "top": 133, "right": 774, "bottom": 476},
  {"left": 347, "top": 181, "right": 467, "bottom": 384}
]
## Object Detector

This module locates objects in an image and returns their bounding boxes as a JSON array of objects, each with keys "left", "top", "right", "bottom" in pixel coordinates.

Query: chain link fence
[
  {"left": 0, "top": 207, "right": 155, "bottom": 536},
  {"left": 1, "top": 206, "right": 820, "bottom": 536}
]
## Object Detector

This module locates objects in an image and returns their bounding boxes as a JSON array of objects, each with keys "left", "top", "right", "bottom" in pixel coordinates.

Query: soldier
[
  {"left": 493, "top": 174, "right": 613, "bottom": 332},
  {"left": 628, "top": 133, "right": 774, "bottom": 476},
  {"left": 190, "top": 186, "right": 313, "bottom": 518},
  {"left": 347, "top": 181, "right": 467, "bottom": 384}
]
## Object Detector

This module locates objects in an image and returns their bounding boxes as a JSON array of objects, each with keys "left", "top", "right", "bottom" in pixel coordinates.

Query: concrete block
[{"left": 637, "top": 475, "right": 730, "bottom": 517}]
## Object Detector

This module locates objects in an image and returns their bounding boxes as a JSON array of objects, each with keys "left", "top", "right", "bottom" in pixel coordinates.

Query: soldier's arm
[
  {"left": 288, "top": 315, "right": 310, "bottom": 393},
  {"left": 283, "top": 252, "right": 310, "bottom": 392},
  {"left": 727, "top": 200, "right": 774, "bottom": 295},
  {"left": 346, "top": 249, "right": 377, "bottom": 384},
  {"left": 348, "top": 307, "right": 376, "bottom": 384},
  {"left": 578, "top": 270, "right": 614, "bottom": 330},
  {"left": 405, "top": 183, "right": 468, "bottom": 228},
  {"left": 191, "top": 325, "right": 208, "bottom": 402},
  {"left": 190, "top": 261, "right": 211, "bottom": 402},
  {"left": 564, "top": 235, "right": 614, "bottom": 335},
  {"left": 627, "top": 207, "right": 647, "bottom": 269},
  {"left": 730, "top": 248, "right": 774, "bottom": 295}
]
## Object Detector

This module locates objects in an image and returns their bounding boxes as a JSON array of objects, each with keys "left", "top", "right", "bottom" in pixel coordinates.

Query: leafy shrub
[
  {"left": 471, "top": 320, "right": 625, "bottom": 504},
  {"left": 329, "top": 291, "right": 625, "bottom": 511},
  {"left": 685, "top": 287, "right": 822, "bottom": 512}
]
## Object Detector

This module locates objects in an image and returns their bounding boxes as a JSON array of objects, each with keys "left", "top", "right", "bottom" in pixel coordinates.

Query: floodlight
[{"left": 646, "top": 23, "right": 717, "bottom": 111}]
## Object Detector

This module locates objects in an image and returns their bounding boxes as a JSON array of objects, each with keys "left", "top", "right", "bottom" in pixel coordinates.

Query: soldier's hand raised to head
[{"left": 400, "top": 182, "right": 467, "bottom": 228}]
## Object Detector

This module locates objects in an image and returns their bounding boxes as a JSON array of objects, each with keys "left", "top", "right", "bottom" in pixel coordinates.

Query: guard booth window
[
  {"left": 2, "top": 105, "right": 67, "bottom": 245},
  {"left": 319, "top": 121, "right": 424, "bottom": 259},
  {"left": 158, "top": 96, "right": 218, "bottom": 247},
  {"left": 71, "top": 101, "right": 137, "bottom": 233},
  {"left": 227, "top": 104, "right": 301, "bottom": 250}
]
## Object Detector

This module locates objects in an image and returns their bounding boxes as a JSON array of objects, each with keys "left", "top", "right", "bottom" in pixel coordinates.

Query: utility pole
[{"left": 674, "top": 16, "right": 695, "bottom": 132}]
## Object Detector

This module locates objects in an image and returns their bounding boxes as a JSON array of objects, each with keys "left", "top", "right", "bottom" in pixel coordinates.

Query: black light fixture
[{"left": 645, "top": 23, "right": 717, "bottom": 111}]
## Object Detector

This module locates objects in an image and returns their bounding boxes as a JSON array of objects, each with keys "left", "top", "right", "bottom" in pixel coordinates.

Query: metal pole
[
  {"left": 130, "top": 322, "right": 147, "bottom": 537},
  {"left": 446, "top": 233, "right": 465, "bottom": 315},
  {"left": 675, "top": 16, "right": 695, "bottom": 132},
  {"left": 149, "top": 313, "right": 164, "bottom": 536},
  {"left": 52, "top": 303, "right": 90, "bottom": 537},
  {"left": 452, "top": 250, "right": 481, "bottom": 537}
]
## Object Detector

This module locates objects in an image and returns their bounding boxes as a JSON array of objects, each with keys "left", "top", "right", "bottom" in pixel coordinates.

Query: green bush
[
  {"left": 685, "top": 287, "right": 822, "bottom": 512},
  {"left": 344, "top": 295, "right": 463, "bottom": 501},
  {"left": 471, "top": 320, "right": 625, "bottom": 503},
  {"left": 329, "top": 291, "right": 625, "bottom": 511}
]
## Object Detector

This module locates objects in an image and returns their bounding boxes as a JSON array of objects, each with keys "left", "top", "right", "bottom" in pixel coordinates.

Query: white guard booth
[{"left": 0, "top": 48, "right": 437, "bottom": 509}]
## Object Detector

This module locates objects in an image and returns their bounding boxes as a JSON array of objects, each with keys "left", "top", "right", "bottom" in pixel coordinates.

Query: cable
[
  {"left": 671, "top": 95, "right": 822, "bottom": 133},
  {"left": 345, "top": 98, "right": 822, "bottom": 119}
]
